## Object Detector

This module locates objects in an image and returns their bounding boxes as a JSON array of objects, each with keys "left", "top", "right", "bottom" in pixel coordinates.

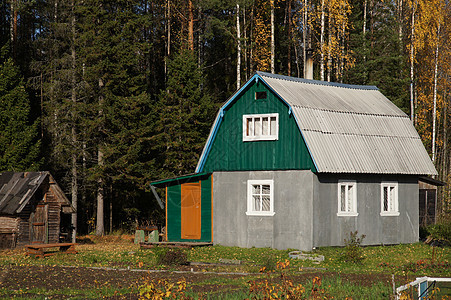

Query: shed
[
  {"left": 152, "top": 72, "right": 437, "bottom": 250},
  {"left": 0, "top": 172, "right": 74, "bottom": 248},
  {"left": 418, "top": 176, "right": 445, "bottom": 227}
]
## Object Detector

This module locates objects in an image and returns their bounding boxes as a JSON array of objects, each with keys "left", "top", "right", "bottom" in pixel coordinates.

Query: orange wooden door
[{"left": 181, "top": 182, "right": 201, "bottom": 239}]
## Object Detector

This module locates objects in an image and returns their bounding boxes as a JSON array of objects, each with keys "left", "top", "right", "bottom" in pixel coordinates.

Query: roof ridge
[{"left": 256, "top": 71, "right": 379, "bottom": 91}]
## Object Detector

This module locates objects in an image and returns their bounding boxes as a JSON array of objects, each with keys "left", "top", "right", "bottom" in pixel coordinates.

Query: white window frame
[
  {"left": 243, "top": 113, "right": 279, "bottom": 141},
  {"left": 337, "top": 181, "right": 358, "bottom": 217},
  {"left": 246, "top": 180, "right": 275, "bottom": 216},
  {"left": 380, "top": 182, "right": 399, "bottom": 216}
]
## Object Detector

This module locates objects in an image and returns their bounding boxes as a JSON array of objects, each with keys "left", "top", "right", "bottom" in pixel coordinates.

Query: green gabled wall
[
  {"left": 166, "top": 175, "right": 212, "bottom": 242},
  {"left": 202, "top": 80, "right": 316, "bottom": 172}
]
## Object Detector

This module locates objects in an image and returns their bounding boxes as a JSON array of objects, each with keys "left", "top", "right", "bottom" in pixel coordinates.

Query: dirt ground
[{"left": 0, "top": 264, "right": 407, "bottom": 299}]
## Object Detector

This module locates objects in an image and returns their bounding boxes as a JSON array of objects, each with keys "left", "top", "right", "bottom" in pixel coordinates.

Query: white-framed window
[
  {"left": 380, "top": 182, "right": 399, "bottom": 216},
  {"left": 246, "top": 180, "right": 275, "bottom": 216},
  {"left": 243, "top": 113, "right": 279, "bottom": 141},
  {"left": 337, "top": 181, "right": 358, "bottom": 216}
]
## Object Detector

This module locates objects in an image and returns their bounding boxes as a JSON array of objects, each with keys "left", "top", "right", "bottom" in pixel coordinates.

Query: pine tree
[
  {"left": 0, "top": 57, "right": 41, "bottom": 171},
  {"left": 156, "top": 51, "right": 215, "bottom": 177}
]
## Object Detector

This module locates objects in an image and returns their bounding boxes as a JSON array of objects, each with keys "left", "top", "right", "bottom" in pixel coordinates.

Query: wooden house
[
  {"left": 0, "top": 172, "right": 74, "bottom": 248},
  {"left": 151, "top": 72, "right": 437, "bottom": 250}
]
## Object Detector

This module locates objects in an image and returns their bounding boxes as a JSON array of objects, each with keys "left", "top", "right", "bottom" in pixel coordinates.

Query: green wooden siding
[
  {"left": 202, "top": 81, "right": 316, "bottom": 172},
  {"left": 166, "top": 175, "right": 212, "bottom": 242}
]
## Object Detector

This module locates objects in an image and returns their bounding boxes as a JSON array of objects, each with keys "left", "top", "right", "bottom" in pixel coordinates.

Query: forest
[{"left": 0, "top": 0, "right": 449, "bottom": 236}]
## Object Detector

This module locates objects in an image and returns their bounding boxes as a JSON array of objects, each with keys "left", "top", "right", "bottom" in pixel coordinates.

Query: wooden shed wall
[
  {"left": 17, "top": 203, "right": 32, "bottom": 246},
  {"left": 0, "top": 216, "right": 19, "bottom": 248},
  {"left": 13, "top": 189, "right": 62, "bottom": 247},
  {"left": 45, "top": 191, "right": 61, "bottom": 244}
]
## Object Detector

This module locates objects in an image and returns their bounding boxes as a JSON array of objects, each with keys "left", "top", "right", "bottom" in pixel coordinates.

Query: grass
[
  {"left": 0, "top": 286, "right": 135, "bottom": 299},
  {"left": 0, "top": 235, "right": 449, "bottom": 299}
]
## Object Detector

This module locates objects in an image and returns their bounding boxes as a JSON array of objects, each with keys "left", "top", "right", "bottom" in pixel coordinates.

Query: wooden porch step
[{"left": 140, "top": 242, "right": 212, "bottom": 249}]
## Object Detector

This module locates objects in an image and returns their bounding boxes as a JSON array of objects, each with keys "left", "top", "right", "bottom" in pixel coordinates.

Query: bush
[
  {"left": 156, "top": 248, "right": 188, "bottom": 266},
  {"left": 342, "top": 231, "right": 366, "bottom": 263},
  {"left": 427, "top": 221, "right": 451, "bottom": 244}
]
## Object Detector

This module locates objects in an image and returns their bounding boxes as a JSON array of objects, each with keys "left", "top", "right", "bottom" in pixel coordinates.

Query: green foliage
[
  {"left": 138, "top": 278, "right": 188, "bottom": 300},
  {"left": 249, "top": 260, "right": 307, "bottom": 299},
  {"left": 427, "top": 220, "right": 451, "bottom": 243},
  {"left": 0, "top": 58, "right": 42, "bottom": 171},
  {"left": 342, "top": 231, "right": 366, "bottom": 263},
  {"left": 156, "top": 248, "right": 189, "bottom": 266},
  {"left": 156, "top": 51, "right": 216, "bottom": 176}
]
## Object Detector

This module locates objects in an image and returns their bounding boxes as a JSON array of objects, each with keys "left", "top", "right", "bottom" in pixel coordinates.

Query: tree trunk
[
  {"left": 398, "top": 0, "right": 403, "bottom": 43},
  {"left": 327, "top": 6, "right": 332, "bottom": 82},
  {"left": 320, "top": 0, "right": 325, "bottom": 81},
  {"left": 409, "top": 2, "right": 415, "bottom": 123},
  {"left": 96, "top": 78, "right": 105, "bottom": 236},
  {"left": 10, "top": 0, "right": 17, "bottom": 58},
  {"left": 250, "top": 3, "right": 254, "bottom": 74},
  {"left": 237, "top": 3, "right": 241, "bottom": 89},
  {"left": 287, "top": 0, "right": 292, "bottom": 76},
  {"left": 96, "top": 152, "right": 104, "bottom": 236},
  {"left": 363, "top": 0, "right": 367, "bottom": 65},
  {"left": 270, "top": 0, "right": 275, "bottom": 74},
  {"left": 165, "top": 0, "right": 171, "bottom": 82},
  {"left": 244, "top": 6, "right": 248, "bottom": 79},
  {"left": 303, "top": 0, "right": 308, "bottom": 78},
  {"left": 109, "top": 193, "right": 113, "bottom": 233},
  {"left": 70, "top": 0, "right": 77, "bottom": 243},
  {"left": 431, "top": 23, "right": 440, "bottom": 164},
  {"left": 188, "top": 0, "right": 194, "bottom": 51}
]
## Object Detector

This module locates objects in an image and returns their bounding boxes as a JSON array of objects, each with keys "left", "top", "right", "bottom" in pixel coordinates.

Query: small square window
[
  {"left": 337, "top": 181, "right": 358, "bottom": 216},
  {"left": 255, "top": 91, "right": 267, "bottom": 100},
  {"left": 246, "top": 180, "right": 275, "bottom": 216},
  {"left": 380, "top": 182, "right": 399, "bottom": 216},
  {"left": 243, "top": 113, "right": 279, "bottom": 141}
]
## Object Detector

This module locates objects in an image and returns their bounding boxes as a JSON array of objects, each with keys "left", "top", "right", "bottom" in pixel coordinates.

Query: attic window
[
  {"left": 255, "top": 91, "right": 267, "bottom": 100},
  {"left": 243, "top": 113, "right": 279, "bottom": 141}
]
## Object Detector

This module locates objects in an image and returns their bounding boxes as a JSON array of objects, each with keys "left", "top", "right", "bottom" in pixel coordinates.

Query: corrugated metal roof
[
  {"left": 0, "top": 172, "right": 74, "bottom": 215},
  {"left": 150, "top": 172, "right": 211, "bottom": 187},
  {"left": 257, "top": 72, "right": 437, "bottom": 175}
]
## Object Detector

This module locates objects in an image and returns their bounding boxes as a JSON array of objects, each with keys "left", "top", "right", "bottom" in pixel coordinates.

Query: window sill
[
  {"left": 243, "top": 136, "right": 278, "bottom": 142},
  {"left": 246, "top": 211, "right": 275, "bottom": 217},
  {"left": 337, "top": 212, "right": 358, "bottom": 217},
  {"left": 380, "top": 212, "right": 400, "bottom": 217}
]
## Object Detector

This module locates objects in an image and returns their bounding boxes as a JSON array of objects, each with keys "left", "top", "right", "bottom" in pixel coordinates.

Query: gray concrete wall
[
  {"left": 213, "top": 170, "right": 314, "bottom": 250},
  {"left": 313, "top": 174, "right": 419, "bottom": 247}
]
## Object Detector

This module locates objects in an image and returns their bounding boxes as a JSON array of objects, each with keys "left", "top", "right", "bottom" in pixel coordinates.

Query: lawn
[{"left": 0, "top": 235, "right": 449, "bottom": 299}]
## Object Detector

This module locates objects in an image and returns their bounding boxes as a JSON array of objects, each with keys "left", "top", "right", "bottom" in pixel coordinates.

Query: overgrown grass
[
  {"left": 0, "top": 235, "right": 449, "bottom": 299},
  {"left": 188, "top": 243, "right": 450, "bottom": 276},
  {"left": 0, "top": 286, "right": 136, "bottom": 299},
  {"left": 1, "top": 240, "right": 449, "bottom": 276}
]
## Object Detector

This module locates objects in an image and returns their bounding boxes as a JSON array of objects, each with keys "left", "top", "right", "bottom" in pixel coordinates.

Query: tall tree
[
  {"left": 0, "top": 58, "right": 41, "bottom": 171},
  {"left": 156, "top": 51, "right": 215, "bottom": 177}
]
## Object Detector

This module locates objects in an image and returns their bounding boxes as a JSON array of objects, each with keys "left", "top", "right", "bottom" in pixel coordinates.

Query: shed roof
[
  {"left": 196, "top": 72, "right": 436, "bottom": 175},
  {"left": 0, "top": 172, "right": 74, "bottom": 215}
]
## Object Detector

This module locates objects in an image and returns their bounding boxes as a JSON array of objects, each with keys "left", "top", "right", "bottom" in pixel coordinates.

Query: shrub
[
  {"left": 138, "top": 278, "right": 189, "bottom": 299},
  {"left": 427, "top": 221, "right": 451, "bottom": 244},
  {"left": 249, "top": 260, "right": 306, "bottom": 299},
  {"left": 156, "top": 248, "right": 188, "bottom": 266},
  {"left": 342, "top": 231, "right": 366, "bottom": 263}
]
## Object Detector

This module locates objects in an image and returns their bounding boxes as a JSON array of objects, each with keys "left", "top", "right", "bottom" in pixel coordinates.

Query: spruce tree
[
  {"left": 156, "top": 51, "right": 216, "bottom": 177},
  {"left": 0, "top": 57, "right": 41, "bottom": 171}
]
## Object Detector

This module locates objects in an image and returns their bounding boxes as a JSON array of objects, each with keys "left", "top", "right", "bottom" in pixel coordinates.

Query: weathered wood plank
[
  {"left": 140, "top": 242, "right": 212, "bottom": 249},
  {"left": 25, "top": 243, "right": 78, "bottom": 258}
]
